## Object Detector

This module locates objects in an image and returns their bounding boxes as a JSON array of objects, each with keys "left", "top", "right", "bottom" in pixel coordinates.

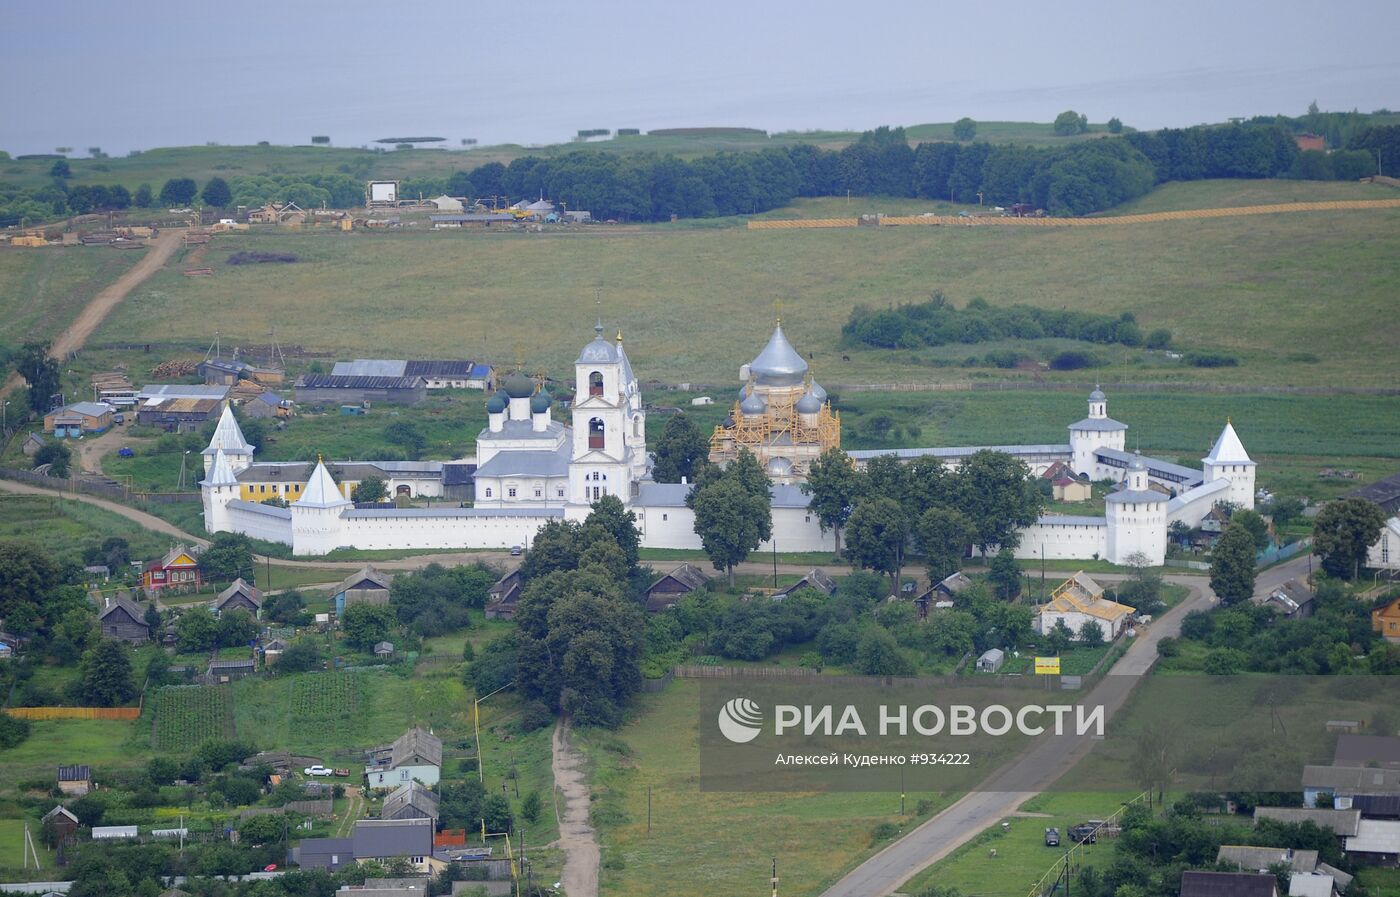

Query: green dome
[
  {"left": 502, "top": 373, "right": 535, "bottom": 398},
  {"left": 486, "top": 393, "right": 508, "bottom": 413},
  {"left": 530, "top": 389, "right": 553, "bottom": 413}
]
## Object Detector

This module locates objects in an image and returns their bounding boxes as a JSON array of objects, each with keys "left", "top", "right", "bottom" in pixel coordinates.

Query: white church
[{"left": 201, "top": 321, "right": 1257, "bottom": 565}]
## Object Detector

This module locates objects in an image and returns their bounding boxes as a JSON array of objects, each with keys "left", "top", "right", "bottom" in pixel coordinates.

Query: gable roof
[
  {"left": 1349, "top": 471, "right": 1400, "bottom": 516},
  {"left": 1217, "top": 845, "right": 1318, "bottom": 873},
  {"left": 352, "top": 817, "right": 433, "bottom": 859},
  {"left": 1333, "top": 734, "right": 1400, "bottom": 768},
  {"left": 389, "top": 727, "right": 442, "bottom": 768},
  {"left": 647, "top": 563, "right": 710, "bottom": 595},
  {"left": 42, "top": 805, "right": 79, "bottom": 825},
  {"left": 1345, "top": 818, "right": 1400, "bottom": 855},
  {"left": 336, "top": 565, "right": 393, "bottom": 595},
  {"left": 99, "top": 594, "right": 147, "bottom": 625},
  {"left": 154, "top": 545, "right": 199, "bottom": 569},
  {"left": 1181, "top": 871, "right": 1278, "bottom": 897},
  {"left": 1205, "top": 420, "right": 1256, "bottom": 466},
  {"left": 774, "top": 568, "right": 837, "bottom": 599},
  {"left": 1254, "top": 807, "right": 1361, "bottom": 836},
  {"left": 1266, "top": 580, "right": 1315, "bottom": 613},
  {"left": 382, "top": 781, "right": 440, "bottom": 819},
  {"left": 57, "top": 765, "right": 91, "bottom": 781},
  {"left": 214, "top": 578, "right": 262, "bottom": 610}
]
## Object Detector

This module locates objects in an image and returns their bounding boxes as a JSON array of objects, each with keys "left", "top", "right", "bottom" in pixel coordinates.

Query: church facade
[{"left": 202, "top": 321, "right": 1255, "bottom": 565}]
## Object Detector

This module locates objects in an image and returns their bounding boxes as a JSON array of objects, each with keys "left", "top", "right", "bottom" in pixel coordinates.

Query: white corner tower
[
  {"left": 570, "top": 321, "right": 646, "bottom": 506},
  {"left": 1203, "top": 419, "right": 1256, "bottom": 510},
  {"left": 289, "top": 458, "right": 351, "bottom": 556},
  {"left": 1068, "top": 385, "right": 1127, "bottom": 478},
  {"left": 1104, "top": 451, "right": 1166, "bottom": 565},
  {"left": 200, "top": 448, "right": 239, "bottom": 533},
  {"left": 203, "top": 405, "right": 254, "bottom": 475}
]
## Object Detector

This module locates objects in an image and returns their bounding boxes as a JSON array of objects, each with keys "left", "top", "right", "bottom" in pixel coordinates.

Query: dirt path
[
  {"left": 1, "top": 228, "right": 185, "bottom": 401},
  {"left": 334, "top": 786, "right": 363, "bottom": 838},
  {"left": 552, "top": 718, "right": 599, "bottom": 897},
  {"left": 73, "top": 427, "right": 132, "bottom": 475}
]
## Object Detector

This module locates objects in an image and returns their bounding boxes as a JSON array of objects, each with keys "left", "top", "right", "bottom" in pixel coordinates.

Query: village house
[
  {"left": 44, "top": 402, "right": 114, "bottom": 437},
  {"left": 1264, "top": 579, "right": 1316, "bottom": 619},
  {"left": 22, "top": 433, "right": 46, "bottom": 457},
  {"left": 333, "top": 566, "right": 393, "bottom": 616},
  {"left": 1181, "top": 870, "right": 1279, "bottom": 897},
  {"left": 1373, "top": 594, "right": 1400, "bottom": 644},
  {"left": 143, "top": 546, "right": 202, "bottom": 593},
  {"left": 644, "top": 563, "right": 711, "bottom": 612},
  {"left": 41, "top": 805, "right": 80, "bottom": 845},
  {"left": 772, "top": 568, "right": 837, "bottom": 601},
  {"left": 1216, "top": 845, "right": 1318, "bottom": 875},
  {"left": 916, "top": 571, "right": 973, "bottom": 618},
  {"left": 366, "top": 727, "right": 442, "bottom": 789},
  {"left": 294, "top": 374, "right": 427, "bottom": 406},
  {"left": 136, "top": 397, "right": 223, "bottom": 432},
  {"left": 211, "top": 578, "right": 262, "bottom": 617},
  {"left": 261, "top": 638, "right": 288, "bottom": 666},
  {"left": 98, "top": 594, "right": 150, "bottom": 643},
  {"left": 290, "top": 836, "right": 355, "bottom": 871},
  {"left": 57, "top": 765, "right": 92, "bottom": 797},
  {"left": 350, "top": 818, "right": 434, "bottom": 870},
  {"left": 1254, "top": 807, "right": 1362, "bottom": 837},
  {"left": 1036, "top": 572, "right": 1136, "bottom": 639},
  {"left": 242, "top": 391, "right": 293, "bottom": 420},
  {"left": 381, "top": 781, "right": 439, "bottom": 822},
  {"left": 484, "top": 569, "right": 524, "bottom": 620}
]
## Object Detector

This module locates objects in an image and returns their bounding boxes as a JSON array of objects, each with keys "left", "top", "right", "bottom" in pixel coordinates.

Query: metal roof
[
  {"left": 59, "top": 401, "right": 112, "bottom": 417},
  {"left": 636, "top": 482, "right": 691, "bottom": 507},
  {"left": 296, "top": 374, "right": 425, "bottom": 390},
  {"left": 344, "top": 507, "right": 562, "bottom": 519},
  {"left": 139, "top": 384, "right": 231, "bottom": 400},
  {"left": 848, "top": 444, "right": 1071, "bottom": 461},
  {"left": 473, "top": 445, "right": 571, "bottom": 479},
  {"left": 577, "top": 322, "right": 622, "bottom": 365},
  {"left": 429, "top": 213, "right": 515, "bottom": 222},
  {"left": 1349, "top": 471, "right": 1400, "bottom": 515},
  {"left": 1036, "top": 515, "right": 1108, "bottom": 527},
  {"left": 1067, "top": 416, "right": 1129, "bottom": 432},
  {"left": 404, "top": 360, "right": 476, "bottom": 378},
  {"left": 1334, "top": 734, "right": 1400, "bottom": 767},
  {"left": 1097, "top": 448, "right": 1204, "bottom": 485},
  {"left": 1166, "top": 478, "right": 1231, "bottom": 513},
  {"left": 332, "top": 360, "right": 408, "bottom": 378},
  {"left": 476, "top": 419, "right": 568, "bottom": 442},
  {"left": 749, "top": 324, "right": 808, "bottom": 387},
  {"left": 227, "top": 499, "right": 292, "bottom": 519},
  {"left": 353, "top": 818, "right": 434, "bottom": 860},
  {"left": 1181, "top": 871, "right": 1279, "bottom": 897},
  {"left": 1254, "top": 807, "right": 1360, "bottom": 836}
]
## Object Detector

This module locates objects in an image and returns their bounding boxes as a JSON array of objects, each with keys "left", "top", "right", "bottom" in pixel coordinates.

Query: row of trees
[{"left": 843, "top": 294, "right": 1170, "bottom": 351}]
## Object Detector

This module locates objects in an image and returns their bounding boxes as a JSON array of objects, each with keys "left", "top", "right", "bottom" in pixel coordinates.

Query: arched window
[
  {"left": 633, "top": 416, "right": 641, "bottom": 438},
  {"left": 589, "top": 417, "right": 605, "bottom": 449},
  {"left": 589, "top": 371, "right": 604, "bottom": 397}
]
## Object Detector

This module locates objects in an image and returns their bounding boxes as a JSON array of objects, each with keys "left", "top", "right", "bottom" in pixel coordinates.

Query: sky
[{"left": 3, "top": 0, "right": 1398, "bottom": 156}]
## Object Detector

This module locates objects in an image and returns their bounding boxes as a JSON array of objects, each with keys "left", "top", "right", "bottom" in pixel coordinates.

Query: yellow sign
[{"left": 1034, "top": 657, "right": 1061, "bottom": 675}]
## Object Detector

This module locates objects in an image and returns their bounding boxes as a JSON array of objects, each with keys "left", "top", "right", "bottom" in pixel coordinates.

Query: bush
[
  {"left": 983, "top": 349, "right": 1022, "bottom": 369},
  {"left": 870, "top": 821, "right": 901, "bottom": 845},
  {"left": 520, "top": 700, "right": 554, "bottom": 733},
  {"left": 1156, "top": 636, "right": 1180, "bottom": 658},
  {"left": 1049, "top": 350, "right": 1103, "bottom": 371},
  {"left": 1186, "top": 352, "right": 1239, "bottom": 368},
  {"left": 0, "top": 713, "right": 30, "bottom": 749}
]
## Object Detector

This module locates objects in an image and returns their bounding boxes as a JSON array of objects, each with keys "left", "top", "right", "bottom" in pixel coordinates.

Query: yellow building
[{"left": 709, "top": 322, "right": 839, "bottom": 483}]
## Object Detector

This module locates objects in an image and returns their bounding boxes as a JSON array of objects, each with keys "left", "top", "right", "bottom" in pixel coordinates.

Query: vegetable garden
[{"left": 150, "top": 686, "right": 236, "bottom": 752}]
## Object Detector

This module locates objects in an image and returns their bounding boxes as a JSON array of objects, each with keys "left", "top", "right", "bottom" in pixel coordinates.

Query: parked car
[
  {"left": 118, "top": 447, "right": 135, "bottom": 457},
  {"left": 510, "top": 545, "right": 523, "bottom": 556},
  {"left": 1044, "top": 827, "right": 1060, "bottom": 847},
  {"left": 1068, "top": 823, "right": 1098, "bottom": 844},
  {"left": 303, "top": 765, "right": 333, "bottom": 777}
]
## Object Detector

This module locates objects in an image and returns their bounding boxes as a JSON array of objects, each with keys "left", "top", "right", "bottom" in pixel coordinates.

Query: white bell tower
[{"left": 570, "top": 321, "right": 645, "bottom": 506}]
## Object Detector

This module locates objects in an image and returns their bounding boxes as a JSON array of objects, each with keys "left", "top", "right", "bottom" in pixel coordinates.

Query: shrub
[
  {"left": 1186, "top": 353, "right": 1239, "bottom": 368},
  {"left": 870, "top": 821, "right": 900, "bottom": 845},
  {"left": 1049, "top": 350, "right": 1103, "bottom": 370},
  {"left": 983, "top": 349, "right": 1022, "bottom": 369},
  {"left": 520, "top": 700, "right": 554, "bottom": 733},
  {"left": 0, "top": 713, "right": 30, "bottom": 749},
  {"left": 1156, "top": 636, "right": 1180, "bottom": 658}
]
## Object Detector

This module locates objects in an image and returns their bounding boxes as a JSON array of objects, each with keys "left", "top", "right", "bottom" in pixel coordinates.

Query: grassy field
[
  {"left": 88, "top": 179, "right": 1400, "bottom": 389},
  {"left": 580, "top": 679, "right": 955, "bottom": 897},
  {"left": 0, "top": 246, "right": 140, "bottom": 350},
  {"left": 0, "top": 718, "right": 146, "bottom": 777},
  {"left": 1103, "top": 177, "right": 1397, "bottom": 214},
  {"left": 0, "top": 492, "right": 177, "bottom": 566},
  {"left": 901, "top": 791, "right": 1145, "bottom": 897},
  {"left": 0, "top": 121, "right": 1145, "bottom": 193}
]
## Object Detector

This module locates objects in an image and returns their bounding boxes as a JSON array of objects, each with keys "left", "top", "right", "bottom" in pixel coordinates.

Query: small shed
[
  {"left": 208, "top": 658, "right": 256, "bottom": 682},
  {"left": 1053, "top": 476, "right": 1093, "bottom": 502},
  {"left": 22, "top": 433, "right": 46, "bottom": 457},
  {"left": 243, "top": 391, "right": 293, "bottom": 420},
  {"left": 1264, "top": 580, "right": 1315, "bottom": 619},
  {"left": 772, "top": 568, "right": 837, "bottom": 601},
  {"left": 91, "top": 825, "right": 139, "bottom": 841},
  {"left": 41, "top": 805, "right": 79, "bottom": 844},
  {"left": 374, "top": 641, "right": 395, "bottom": 657},
  {"left": 484, "top": 569, "right": 524, "bottom": 620},
  {"left": 57, "top": 765, "right": 92, "bottom": 796},
  {"left": 976, "top": 648, "right": 1005, "bottom": 673}
]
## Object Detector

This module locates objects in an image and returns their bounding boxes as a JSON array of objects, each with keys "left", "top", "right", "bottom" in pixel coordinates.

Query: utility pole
[
  {"left": 771, "top": 856, "right": 779, "bottom": 897},
  {"left": 647, "top": 784, "right": 652, "bottom": 834}
]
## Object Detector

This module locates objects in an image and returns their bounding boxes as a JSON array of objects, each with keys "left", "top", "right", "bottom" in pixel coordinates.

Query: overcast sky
[{"left": 4, "top": 0, "right": 1398, "bottom": 156}]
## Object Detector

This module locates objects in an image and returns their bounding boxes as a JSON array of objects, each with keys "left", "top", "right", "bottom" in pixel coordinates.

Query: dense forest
[{"left": 4, "top": 117, "right": 1396, "bottom": 227}]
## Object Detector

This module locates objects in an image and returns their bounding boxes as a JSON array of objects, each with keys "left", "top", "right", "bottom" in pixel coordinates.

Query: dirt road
[
  {"left": 552, "top": 719, "right": 599, "bottom": 897},
  {"left": 1, "top": 228, "right": 185, "bottom": 401}
]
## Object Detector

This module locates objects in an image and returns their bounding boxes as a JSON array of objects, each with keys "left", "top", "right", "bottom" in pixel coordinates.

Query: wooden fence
[{"left": 5, "top": 706, "right": 141, "bottom": 720}]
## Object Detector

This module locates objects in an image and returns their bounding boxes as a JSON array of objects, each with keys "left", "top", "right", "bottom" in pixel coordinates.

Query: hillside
[{"left": 87, "top": 179, "right": 1400, "bottom": 389}]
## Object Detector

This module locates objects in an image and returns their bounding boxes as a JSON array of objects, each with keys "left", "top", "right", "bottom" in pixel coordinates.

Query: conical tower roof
[
  {"left": 296, "top": 459, "right": 351, "bottom": 508},
  {"left": 200, "top": 448, "right": 238, "bottom": 487},
  {"left": 750, "top": 323, "right": 808, "bottom": 387},
  {"left": 203, "top": 405, "right": 252, "bottom": 456},
  {"left": 1204, "top": 420, "right": 1255, "bottom": 466}
]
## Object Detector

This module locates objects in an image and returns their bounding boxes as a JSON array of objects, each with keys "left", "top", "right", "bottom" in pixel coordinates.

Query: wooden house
[
  {"left": 41, "top": 805, "right": 80, "bottom": 845},
  {"left": 22, "top": 433, "right": 46, "bottom": 457},
  {"left": 484, "top": 569, "right": 524, "bottom": 620},
  {"left": 644, "top": 563, "right": 710, "bottom": 612},
  {"left": 333, "top": 566, "right": 393, "bottom": 616},
  {"left": 242, "top": 390, "right": 293, "bottom": 419},
  {"left": 381, "top": 781, "right": 439, "bottom": 822},
  {"left": 57, "top": 765, "right": 92, "bottom": 797},
  {"left": 1264, "top": 579, "right": 1315, "bottom": 619},
  {"left": 98, "top": 594, "right": 150, "bottom": 643},
  {"left": 211, "top": 578, "right": 262, "bottom": 617},
  {"left": 143, "top": 546, "right": 202, "bottom": 593},
  {"left": 772, "top": 568, "right": 837, "bottom": 601},
  {"left": 1374, "top": 594, "right": 1400, "bottom": 644}
]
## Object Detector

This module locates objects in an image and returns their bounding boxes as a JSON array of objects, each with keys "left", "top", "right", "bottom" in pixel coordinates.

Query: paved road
[{"left": 820, "top": 575, "right": 1213, "bottom": 897}]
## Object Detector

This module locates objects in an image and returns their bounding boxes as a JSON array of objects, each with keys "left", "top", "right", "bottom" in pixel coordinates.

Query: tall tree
[
  {"left": 691, "top": 478, "right": 772, "bottom": 587},
  {"left": 651, "top": 412, "right": 710, "bottom": 484},
  {"left": 955, "top": 450, "right": 1044, "bottom": 556},
  {"left": 198, "top": 532, "right": 253, "bottom": 582},
  {"left": 1312, "top": 498, "right": 1387, "bottom": 580},
  {"left": 914, "top": 506, "right": 973, "bottom": 582},
  {"left": 1210, "top": 520, "right": 1257, "bottom": 606},
  {"left": 133, "top": 183, "right": 153, "bottom": 208},
  {"left": 801, "top": 449, "right": 863, "bottom": 554},
  {"left": 351, "top": 476, "right": 388, "bottom": 503},
  {"left": 844, "top": 496, "right": 910, "bottom": 596},
  {"left": 158, "top": 178, "right": 198, "bottom": 206},
  {"left": 585, "top": 495, "right": 641, "bottom": 572},
  {"left": 15, "top": 342, "right": 60, "bottom": 414},
  {"left": 79, "top": 639, "right": 137, "bottom": 707},
  {"left": 952, "top": 118, "right": 977, "bottom": 141},
  {"left": 201, "top": 177, "right": 232, "bottom": 208}
]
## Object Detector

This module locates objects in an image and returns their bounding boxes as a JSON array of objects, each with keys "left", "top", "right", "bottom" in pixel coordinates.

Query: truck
[{"left": 1068, "top": 823, "right": 1098, "bottom": 844}]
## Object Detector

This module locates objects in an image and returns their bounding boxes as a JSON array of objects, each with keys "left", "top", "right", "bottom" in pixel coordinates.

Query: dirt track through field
[
  {"left": 553, "top": 718, "right": 600, "bottom": 897},
  {"left": 1, "top": 228, "right": 185, "bottom": 400},
  {"left": 748, "top": 196, "right": 1400, "bottom": 229}
]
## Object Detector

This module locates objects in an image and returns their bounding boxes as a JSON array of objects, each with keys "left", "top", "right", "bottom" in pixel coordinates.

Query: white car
[{"left": 303, "top": 765, "right": 333, "bottom": 777}]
